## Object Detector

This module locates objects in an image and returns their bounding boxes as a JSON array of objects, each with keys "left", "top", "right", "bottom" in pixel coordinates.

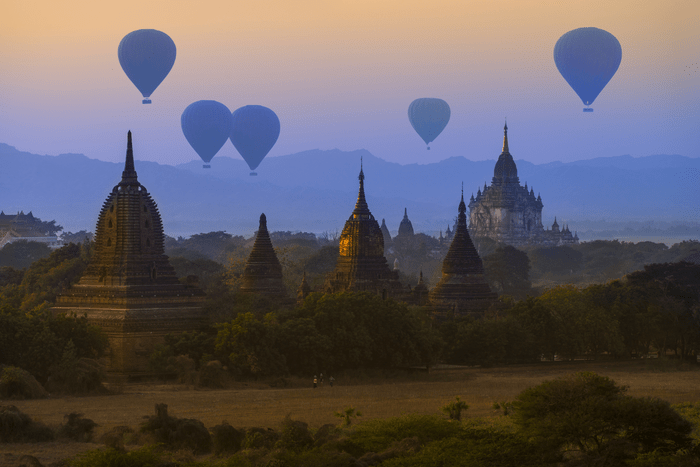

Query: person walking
[
  {"left": 329, "top": 376, "right": 335, "bottom": 387},
  {"left": 313, "top": 375, "right": 318, "bottom": 389},
  {"left": 320, "top": 373, "right": 324, "bottom": 386}
]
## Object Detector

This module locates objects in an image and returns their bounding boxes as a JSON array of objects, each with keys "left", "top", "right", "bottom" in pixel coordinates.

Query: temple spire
[
  {"left": 354, "top": 157, "right": 369, "bottom": 214},
  {"left": 121, "top": 130, "right": 138, "bottom": 185},
  {"left": 502, "top": 120, "right": 509, "bottom": 154}
]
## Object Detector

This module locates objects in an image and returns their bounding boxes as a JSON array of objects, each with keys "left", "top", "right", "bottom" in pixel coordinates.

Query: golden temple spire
[
  {"left": 502, "top": 119, "right": 509, "bottom": 154},
  {"left": 354, "top": 157, "right": 369, "bottom": 214}
]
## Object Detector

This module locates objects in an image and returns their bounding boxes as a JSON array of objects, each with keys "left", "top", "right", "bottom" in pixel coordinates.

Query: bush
[
  {"left": 441, "top": 396, "right": 469, "bottom": 421},
  {"left": 70, "top": 445, "right": 162, "bottom": 467},
  {"left": 57, "top": 412, "right": 98, "bottom": 442},
  {"left": 276, "top": 415, "right": 314, "bottom": 452},
  {"left": 0, "top": 405, "right": 54, "bottom": 442},
  {"left": 211, "top": 421, "right": 244, "bottom": 455},
  {"left": 0, "top": 366, "right": 48, "bottom": 399},
  {"left": 47, "top": 341, "right": 106, "bottom": 395},
  {"left": 98, "top": 425, "right": 134, "bottom": 450},
  {"left": 140, "top": 403, "right": 211, "bottom": 454},
  {"left": 242, "top": 427, "right": 280, "bottom": 450},
  {"left": 197, "top": 360, "right": 230, "bottom": 388}
]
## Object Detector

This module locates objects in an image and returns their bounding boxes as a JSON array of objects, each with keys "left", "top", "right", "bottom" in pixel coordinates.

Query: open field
[{"left": 4, "top": 359, "right": 700, "bottom": 466}]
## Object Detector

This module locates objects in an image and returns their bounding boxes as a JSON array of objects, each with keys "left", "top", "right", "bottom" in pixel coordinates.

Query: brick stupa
[
  {"left": 53, "top": 132, "right": 206, "bottom": 376},
  {"left": 239, "top": 213, "right": 289, "bottom": 301},
  {"left": 429, "top": 189, "right": 497, "bottom": 318},
  {"left": 324, "top": 161, "right": 403, "bottom": 298}
]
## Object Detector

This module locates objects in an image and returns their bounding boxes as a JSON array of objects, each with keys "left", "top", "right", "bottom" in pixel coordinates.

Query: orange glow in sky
[{"left": 1, "top": 0, "right": 697, "bottom": 165}]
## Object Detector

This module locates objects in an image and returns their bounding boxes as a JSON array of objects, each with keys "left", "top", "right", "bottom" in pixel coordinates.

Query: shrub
[
  {"left": 211, "top": 421, "right": 244, "bottom": 455},
  {"left": 70, "top": 445, "right": 162, "bottom": 467},
  {"left": 276, "top": 415, "right": 313, "bottom": 452},
  {"left": 441, "top": 396, "right": 469, "bottom": 421},
  {"left": 197, "top": 360, "right": 230, "bottom": 388},
  {"left": 242, "top": 427, "right": 280, "bottom": 450},
  {"left": 140, "top": 403, "right": 211, "bottom": 454},
  {"left": 334, "top": 406, "right": 362, "bottom": 427},
  {"left": 0, "top": 366, "right": 48, "bottom": 399},
  {"left": 47, "top": 341, "right": 106, "bottom": 395},
  {"left": 0, "top": 405, "right": 54, "bottom": 442},
  {"left": 170, "top": 355, "right": 198, "bottom": 385},
  {"left": 98, "top": 425, "right": 134, "bottom": 450},
  {"left": 57, "top": 412, "right": 98, "bottom": 442}
]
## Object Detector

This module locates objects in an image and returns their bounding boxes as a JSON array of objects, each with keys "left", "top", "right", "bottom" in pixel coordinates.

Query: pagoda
[
  {"left": 324, "top": 161, "right": 402, "bottom": 298},
  {"left": 239, "top": 213, "right": 289, "bottom": 301},
  {"left": 430, "top": 188, "right": 497, "bottom": 318},
  {"left": 53, "top": 132, "right": 206, "bottom": 376}
]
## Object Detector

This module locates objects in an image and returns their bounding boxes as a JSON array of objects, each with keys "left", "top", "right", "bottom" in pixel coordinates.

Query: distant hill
[{"left": 1, "top": 143, "right": 698, "bottom": 237}]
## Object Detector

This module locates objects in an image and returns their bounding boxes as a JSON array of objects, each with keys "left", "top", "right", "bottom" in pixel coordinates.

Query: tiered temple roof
[
  {"left": 53, "top": 132, "right": 205, "bottom": 376},
  {"left": 240, "top": 213, "right": 289, "bottom": 300},
  {"left": 324, "top": 161, "right": 402, "bottom": 298},
  {"left": 430, "top": 189, "right": 497, "bottom": 318}
]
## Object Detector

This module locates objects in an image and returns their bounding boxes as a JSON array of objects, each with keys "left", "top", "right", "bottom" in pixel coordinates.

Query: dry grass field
[{"left": 4, "top": 359, "right": 700, "bottom": 466}]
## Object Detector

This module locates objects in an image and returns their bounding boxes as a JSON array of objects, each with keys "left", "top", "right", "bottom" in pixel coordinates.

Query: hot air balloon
[
  {"left": 230, "top": 105, "right": 280, "bottom": 176},
  {"left": 553, "top": 27, "right": 622, "bottom": 112},
  {"left": 118, "top": 29, "right": 176, "bottom": 104},
  {"left": 181, "top": 100, "right": 232, "bottom": 168},
  {"left": 408, "top": 98, "right": 451, "bottom": 150}
]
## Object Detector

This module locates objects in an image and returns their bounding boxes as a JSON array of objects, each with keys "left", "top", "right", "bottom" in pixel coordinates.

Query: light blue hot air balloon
[
  {"left": 230, "top": 105, "right": 280, "bottom": 176},
  {"left": 181, "top": 100, "right": 232, "bottom": 168},
  {"left": 118, "top": 29, "right": 176, "bottom": 104},
  {"left": 554, "top": 27, "right": 622, "bottom": 112},
  {"left": 408, "top": 98, "right": 451, "bottom": 150}
]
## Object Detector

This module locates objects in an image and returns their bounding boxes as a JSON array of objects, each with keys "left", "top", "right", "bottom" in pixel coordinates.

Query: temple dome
[
  {"left": 492, "top": 122, "right": 518, "bottom": 181},
  {"left": 81, "top": 131, "right": 177, "bottom": 286}
]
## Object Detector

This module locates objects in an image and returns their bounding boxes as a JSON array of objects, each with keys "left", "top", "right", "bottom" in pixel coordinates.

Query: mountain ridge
[{"left": 1, "top": 143, "right": 697, "bottom": 237}]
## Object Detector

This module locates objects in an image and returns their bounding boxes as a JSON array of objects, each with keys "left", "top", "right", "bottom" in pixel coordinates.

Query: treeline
[
  {"left": 151, "top": 292, "right": 441, "bottom": 380},
  {"left": 443, "top": 261, "right": 700, "bottom": 366},
  {"left": 0, "top": 240, "right": 698, "bottom": 392}
]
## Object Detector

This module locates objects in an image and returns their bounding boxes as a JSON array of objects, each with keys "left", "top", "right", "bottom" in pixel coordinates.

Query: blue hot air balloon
[
  {"left": 118, "top": 29, "right": 176, "bottom": 104},
  {"left": 408, "top": 98, "right": 451, "bottom": 150},
  {"left": 230, "top": 105, "right": 280, "bottom": 176},
  {"left": 181, "top": 100, "right": 232, "bottom": 168},
  {"left": 554, "top": 27, "right": 622, "bottom": 112}
]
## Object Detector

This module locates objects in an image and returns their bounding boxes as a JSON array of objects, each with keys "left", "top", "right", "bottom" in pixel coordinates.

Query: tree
[
  {"left": 512, "top": 372, "right": 695, "bottom": 464},
  {"left": 483, "top": 246, "right": 534, "bottom": 299}
]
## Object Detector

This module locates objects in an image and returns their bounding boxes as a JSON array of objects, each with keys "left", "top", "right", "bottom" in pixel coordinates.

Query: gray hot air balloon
[
  {"left": 408, "top": 98, "right": 451, "bottom": 150},
  {"left": 118, "top": 29, "right": 176, "bottom": 104},
  {"left": 230, "top": 105, "right": 280, "bottom": 176},
  {"left": 181, "top": 100, "right": 232, "bottom": 168},
  {"left": 554, "top": 27, "right": 622, "bottom": 112}
]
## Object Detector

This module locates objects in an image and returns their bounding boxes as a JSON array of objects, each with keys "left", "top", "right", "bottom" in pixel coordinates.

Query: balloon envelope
[
  {"left": 230, "top": 105, "right": 280, "bottom": 172},
  {"left": 554, "top": 27, "right": 622, "bottom": 109},
  {"left": 181, "top": 100, "right": 232, "bottom": 167},
  {"left": 408, "top": 98, "right": 451, "bottom": 148},
  {"left": 118, "top": 29, "right": 176, "bottom": 104}
]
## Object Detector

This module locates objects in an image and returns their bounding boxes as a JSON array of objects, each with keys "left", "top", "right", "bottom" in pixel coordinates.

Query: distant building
[
  {"left": 0, "top": 211, "right": 61, "bottom": 248},
  {"left": 324, "top": 161, "right": 403, "bottom": 298},
  {"left": 240, "top": 213, "right": 290, "bottom": 302},
  {"left": 53, "top": 132, "right": 206, "bottom": 376},
  {"left": 396, "top": 208, "right": 415, "bottom": 238},
  {"left": 430, "top": 190, "right": 498, "bottom": 318},
  {"left": 468, "top": 123, "right": 578, "bottom": 246}
]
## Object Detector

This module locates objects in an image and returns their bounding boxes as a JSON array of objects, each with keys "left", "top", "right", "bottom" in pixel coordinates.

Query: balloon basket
[
  {"left": 583, "top": 108, "right": 593, "bottom": 112},
  {"left": 250, "top": 172, "right": 257, "bottom": 176},
  {"left": 203, "top": 164, "right": 211, "bottom": 168},
  {"left": 142, "top": 99, "right": 152, "bottom": 104},
  {"left": 427, "top": 146, "right": 431, "bottom": 150}
]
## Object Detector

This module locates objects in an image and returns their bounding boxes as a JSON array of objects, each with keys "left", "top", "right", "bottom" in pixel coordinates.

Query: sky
[{"left": 1, "top": 0, "right": 698, "bottom": 168}]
